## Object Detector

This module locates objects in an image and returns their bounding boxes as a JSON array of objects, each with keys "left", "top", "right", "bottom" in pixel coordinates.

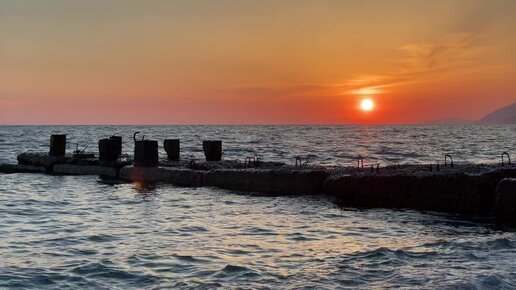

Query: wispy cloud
[
  {"left": 398, "top": 34, "right": 482, "bottom": 73},
  {"left": 223, "top": 33, "right": 503, "bottom": 100},
  {"left": 221, "top": 82, "right": 342, "bottom": 101},
  {"left": 346, "top": 33, "right": 499, "bottom": 95}
]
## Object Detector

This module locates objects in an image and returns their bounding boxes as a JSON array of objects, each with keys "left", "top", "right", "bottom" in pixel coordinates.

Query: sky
[{"left": 1, "top": 0, "right": 515, "bottom": 124}]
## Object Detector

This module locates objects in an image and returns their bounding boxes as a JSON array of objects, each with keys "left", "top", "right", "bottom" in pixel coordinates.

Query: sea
[{"left": 1, "top": 125, "right": 515, "bottom": 289}]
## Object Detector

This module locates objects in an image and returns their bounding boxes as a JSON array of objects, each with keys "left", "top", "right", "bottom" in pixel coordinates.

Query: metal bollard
[
  {"left": 203, "top": 140, "right": 222, "bottom": 161},
  {"left": 49, "top": 134, "right": 66, "bottom": 157},
  {"left": 133, "top": 132, "right": 158, "bottom": 167},
  {"left": 109, "top": 136, "right": 122, "bottom": 157},
  {"left": 99, "top": 136, "right": 122, "bottom": 163},
  {"left": 164, "top": 139, "right": 180, "bottom": 161}
]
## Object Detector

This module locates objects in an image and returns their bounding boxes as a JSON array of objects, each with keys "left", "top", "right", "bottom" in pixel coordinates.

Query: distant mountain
[
  {"left": 419, "top": 117, "right": 473, "bottom": 125},
  {"left": 478, "top": 102, "right": 516, "bottom": 124}
]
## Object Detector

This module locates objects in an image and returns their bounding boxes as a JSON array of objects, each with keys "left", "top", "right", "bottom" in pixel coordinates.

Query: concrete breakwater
[
  {"left": 1, "top": 151, "right": 515, "bottom": 227},
  {"left": 0, "top": 133, "right": 515, "bottom": 227}
]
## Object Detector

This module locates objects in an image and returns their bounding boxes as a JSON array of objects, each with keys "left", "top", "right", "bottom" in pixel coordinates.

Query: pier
[{"left": 1, "top": 134, "right": 515, "bottom": 228}]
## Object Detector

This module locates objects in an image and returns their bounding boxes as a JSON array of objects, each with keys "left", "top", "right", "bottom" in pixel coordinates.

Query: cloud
[
  {"left": 399, "top": 34, "right": 481, "bottom": 73},
  {"left": 346, "top": 33, "right": 497, "bottom": 95},
  {"left": 222, "top": 83, "right": 341, "bottom": 101},
  {"left": 223, "top": 33, "right": 503, "bottom": 101}
]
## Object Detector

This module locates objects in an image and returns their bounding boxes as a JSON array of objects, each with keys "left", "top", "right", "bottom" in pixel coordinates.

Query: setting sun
[{"left": 360, "top": 99, "right": 375, "bottom": 112}]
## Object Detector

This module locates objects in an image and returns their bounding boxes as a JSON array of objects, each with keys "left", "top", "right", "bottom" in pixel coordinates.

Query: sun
[{"left": 360, "top": 99, "right": 374, "bottom": 111}]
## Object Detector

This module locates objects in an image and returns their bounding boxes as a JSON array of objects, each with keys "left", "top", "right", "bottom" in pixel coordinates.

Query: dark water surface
[{"left": 1, "top": 125, "right": 516, "bottom": 289}]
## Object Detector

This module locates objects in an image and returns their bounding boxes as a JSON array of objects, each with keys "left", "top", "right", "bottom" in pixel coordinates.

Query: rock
[{"left": 495, "top": 178, "right": 516, "bottom": 226}]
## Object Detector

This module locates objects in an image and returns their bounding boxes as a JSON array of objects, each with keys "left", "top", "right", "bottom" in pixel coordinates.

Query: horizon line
[{"left": 0, "top": 122, "right": 500, "bottom": 127}]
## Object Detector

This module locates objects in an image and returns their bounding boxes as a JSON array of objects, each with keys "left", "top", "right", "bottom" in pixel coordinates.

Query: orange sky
[{"left": 1, "top": 0, "right": 515, "bottom": 124}]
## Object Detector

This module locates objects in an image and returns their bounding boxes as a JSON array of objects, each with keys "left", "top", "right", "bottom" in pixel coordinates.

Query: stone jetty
[{"left": 1, "top": 135, "right": 515, "bottom": 228}]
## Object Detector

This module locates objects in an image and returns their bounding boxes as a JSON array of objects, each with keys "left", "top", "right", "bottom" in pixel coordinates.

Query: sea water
[{"left": 1, "top": 125, "right": 515, "bottom": 289}]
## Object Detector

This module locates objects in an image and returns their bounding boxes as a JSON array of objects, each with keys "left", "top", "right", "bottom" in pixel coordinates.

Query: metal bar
[
  {"left": 502, "top": 152, "right": 511, "bottom": 166},
  {"left": 445, "top": 154, "right": 454, "bottom": 167}
]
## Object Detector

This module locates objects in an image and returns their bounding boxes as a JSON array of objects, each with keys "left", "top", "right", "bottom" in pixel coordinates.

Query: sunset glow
[
  {"left": 0, "top": 0, "right": 515, "bottom": 124},
  {"left": 360, "top": 99, "right": 375, "bottom": 112},
  {"left": 351, "top": 88, "right": 381, "bottom": 96}
]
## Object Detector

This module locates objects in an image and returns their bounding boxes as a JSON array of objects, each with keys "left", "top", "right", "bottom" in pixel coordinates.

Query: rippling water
[
  {"left": 1, "top": 125, "right": 516, "bottom": 289},
  {"left": 0, "top": 125, "right": 515, "bottom": 165}
]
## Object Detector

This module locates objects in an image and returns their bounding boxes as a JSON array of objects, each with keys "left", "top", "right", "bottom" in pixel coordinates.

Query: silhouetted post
[
  {"left": 49, "top": 134, "right": 66, "bottom": 157},
  {"left": 203, "top": 140, "right": 222, "bottom": 161},
  {"left": 134, "top": 140, "right": 159, "bottom": 167},
  {"left": 109, "top": 136, "right": 122, "bottom": 157},
  {"left": 99, "top": 136, "right": 122, "bottom": 163},
  {"left": 163, "top": 139, "right": 180, "bottom": 161}
]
